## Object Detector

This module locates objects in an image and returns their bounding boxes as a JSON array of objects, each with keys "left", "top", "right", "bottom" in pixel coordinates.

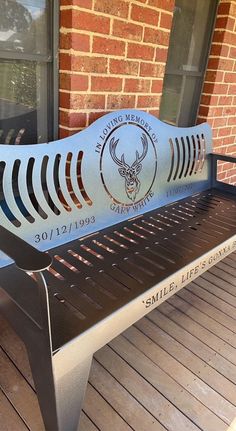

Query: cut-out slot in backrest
[{"left": 167, "top": 132, "right": 207, "bottom": 182}]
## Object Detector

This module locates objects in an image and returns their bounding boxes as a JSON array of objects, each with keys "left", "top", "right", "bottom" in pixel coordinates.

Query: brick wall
[
  {"left": 198, "top": 0, "right": 236, "bottom": 185},
  {"left": 59, "top": 0, "right": 174, "bottom": 138}
]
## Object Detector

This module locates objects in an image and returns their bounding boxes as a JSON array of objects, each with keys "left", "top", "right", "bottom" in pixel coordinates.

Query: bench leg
[{"left": 27, "top": 337, "right": 92, "bottom": 431}]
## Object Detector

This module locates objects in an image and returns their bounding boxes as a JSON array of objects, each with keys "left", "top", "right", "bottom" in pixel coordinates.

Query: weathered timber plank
[
  {"left": 177, "top": 288, "right": 236, "bottom": 333},
  {"left": 0, "top": 347, "right": 44, "bottom": 431},
  {"left": 159, "top": 301, "right": 236, "bottom": 366},
  {"left": 95, "top": 343, "right": 201, "bottom": 431},
  {"left": 124, "top": 325, "right": 236, "bottom": 425},
  {"left": 201, "top": 270, "right": 236, "bottom": 299},
  {"left": 0, "top": 316, "right": 32, "bottom": 386},
  {"left": 90, "top": 359, "right": 166, "bottom": 431},
  {"left": 217, "top": 260, "right": 236, "bottom": 278},
  {"left": 109, "top": 335, "right": 228, "bottom": 431},
  {"left": 83, "top": 384, "right": 133, "bottom": 431},
  {"left": 0, "top": 389, "right": 28, "bottom": 431},
  {"left": 186, "top": 282, "right": 236, "bottom": 320},
  {"left": 135, "top": 317, "right": 236, "bottom": 405},
  {"left": 168, "top": 294, "right": 236, "bottom": 348},
  {"left": 148, "top": 309, "right": 236, "bottom": 385}
]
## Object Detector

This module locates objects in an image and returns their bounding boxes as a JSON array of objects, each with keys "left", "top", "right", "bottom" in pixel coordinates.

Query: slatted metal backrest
[{"left": 0, "top": 110, "right": 212, "bottom": 268}]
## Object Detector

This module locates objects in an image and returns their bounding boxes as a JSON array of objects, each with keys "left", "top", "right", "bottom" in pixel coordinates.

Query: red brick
[
  {"left": 94, "top": 0, "right": 129, "bottom": 18},
  {"left": 208, "top": 107, "right": 224, "bottom": 117},
  {"left": 60, "top": 0, "right": 92, "bottom": 7},
  {"left": 109, "top": 59, "right": 139, "bottom": 76},
  {"left": 144, "top": 28, "right": 169, "bottom": 46},
  {"left": 60, "top": 33, "right": 90, "bottom": 51},
  {"left": 59, "top": 127, "right": 70, "bottom": 139},
  {"left": 131, "top": 4, "right": 159, "bottom": 26},
  {"left": 124, "top": 78, "right": 151, "bottom": 93},
  {"left": 107, "top": 95, "right": 136, "bottom": 109},
  {"left": 228, "top": 117, "right": 236, "bottom": 126},
  {"left": 218, "top": 127, "right": 232, "bottom": 137},
  {"left": 198, "top": 106, "right": 209, "bottom": 117},
  {"left": 215, "top": 16, "right": 235, "bottom": 31},
  {"left": 61, "top": 10, "right": 110, "bottom": 34},
  {"left": 60, "top": 9, "right": 72, "bottom": 27},
  {"left": 137, "top": 95, "right": 161, "bottom": 108},
  {"left": 207, "top": 58, "right": 234, "bottom": 71},
  {"left": 229, "top": 46, "right": 236, "bottom": 58},
  {"left": 218, "top": 95, "right": 233, "bottom": 106},
  {"left": 93, "top": 36, "right": 125, "bottom": 56},
  {"left": 59, "top": 91, "right": 71, "bottom": 109},
  {"left": 151, "top": 79, "right": 163, "bottom": 93},
  {"left": 204, "top": 70, "right": 224, "bottom": 83},
  {"left": 60, "top": 73, "right": 89, "bottom": 91},
  {"left": 60, "top": 111, "right": 87, "bottom": 128},
  {"left": 69, "top": 55, "right": 108, "bottom": 73},
  {"left": 210, "top": 43, "right": 229, "bottom": 57},
  {"left": 148, "top": 109, "right": 159, "bottom": 117},
  {"left": 223, "top": 106, "right": 236, "bottom": 116},
  {"left": 212, "top": 30, "right": 225, "bottom": 44},
  {"left": 88, "top": 111, "right": 108, "bottom": 124},
  {"left": 217, "top": 2, "right": 231, "bottom": 15},
  {"left": 224, "top": 72, "right": 236, "bottom": 83},
  {"left": 213, "top": 117, "right": 228, "bottom": 128},
  {"left": 147, "top": 0, "right": 174, "bottom": 12},
  {"left": 200, "top": 95, "right": 219, "bottom": 106},
  {"left": 224, "top": 31, "right": 236, "bottom": 46},
  {"left": 127, "top": 43, "right": 154, "bottom": 60},
  {"left": 91, "top": 76, "right": 123, "bottom": 92},
  {"left": 155, "top": 47, "right": 168, "bottom": 62},
  {"left": 112, "top": 20, "right": 143, "bottom": 41},
  {"left": 160, "top": 12, "right": 173, "bottom": 29},
  {"left": 140, "top": 62, "right": 165, "bottom": 77},
  {"left": 60, "top": 93, "right": 106, "bottom": 109},
  {"left": 60, "top": 53, "right": 72, "bottom": 70},
  {"left": 203, "top": 83, "right": 228, "bottom": 95}
]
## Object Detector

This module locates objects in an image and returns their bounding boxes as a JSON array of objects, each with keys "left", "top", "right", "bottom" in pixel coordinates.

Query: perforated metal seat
[{"left": 2, "top": 188, "right": 235, "bottom": 353}]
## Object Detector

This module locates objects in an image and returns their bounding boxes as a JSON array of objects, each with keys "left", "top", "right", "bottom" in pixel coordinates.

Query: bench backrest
[{"left": 0, "top": 110, "right": 212, "bottom": 268}]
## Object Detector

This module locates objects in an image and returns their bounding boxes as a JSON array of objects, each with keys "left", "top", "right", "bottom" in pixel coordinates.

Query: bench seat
[{"left": 1, "top": 188, "right": 235, "bottom": 355}]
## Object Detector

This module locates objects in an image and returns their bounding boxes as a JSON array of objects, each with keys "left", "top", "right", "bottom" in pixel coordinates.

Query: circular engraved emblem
[{"left": 100, "top": 123, "right": 157, "bottom": 206}]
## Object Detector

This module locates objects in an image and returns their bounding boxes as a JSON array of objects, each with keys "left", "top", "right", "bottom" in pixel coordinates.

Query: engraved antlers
[
  {"left": 109, "top": 134, "right": 148, "bottom": 169},
  {"left": 109, "top": 133, "right": 148, "bottom": 202}
]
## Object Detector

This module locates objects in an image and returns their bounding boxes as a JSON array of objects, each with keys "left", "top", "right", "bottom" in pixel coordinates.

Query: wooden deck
[{"left": 1, "top": 252, "right": 236, "bottom": 431}]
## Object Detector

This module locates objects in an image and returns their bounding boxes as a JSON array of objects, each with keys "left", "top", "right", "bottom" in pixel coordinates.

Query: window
[
  {"left": 160, "top": 0, "right": 218, "bottom": 127},
  {"left": 0, "top": 0, "right": 58, "bottom": 145}
]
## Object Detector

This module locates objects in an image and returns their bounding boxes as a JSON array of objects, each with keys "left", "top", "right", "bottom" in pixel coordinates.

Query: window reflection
[
  {"left": 0, "top": 60, "right": 37, "bottom": 144},
  {"left": 0, "top": 0, "right": 48, "bottom": 55}
]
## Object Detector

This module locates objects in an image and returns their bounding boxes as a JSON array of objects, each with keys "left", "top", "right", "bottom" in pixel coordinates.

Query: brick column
[
  {"left": 59, "top": 0, "right": 174, "bottom": 138},
  {"left": 198, "top": 0, "right": 236, "bottom": 184}
]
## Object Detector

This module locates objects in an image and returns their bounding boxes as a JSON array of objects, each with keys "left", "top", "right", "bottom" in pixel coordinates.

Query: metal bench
[{"left": 0, "top": 109, "right": 235, "bottom": 431}]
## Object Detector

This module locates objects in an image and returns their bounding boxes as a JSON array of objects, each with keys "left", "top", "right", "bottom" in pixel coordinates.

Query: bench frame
[{"left": 0, "top": 110, "right": 236, "bottom": 431}]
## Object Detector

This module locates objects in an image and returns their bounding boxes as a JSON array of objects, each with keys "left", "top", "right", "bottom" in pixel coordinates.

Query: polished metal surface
[
  {"left": 0, "top": 110, "right": 212, "bottom": 267},
  {"left": 1, "top": 188, "right": 236, "bottom": 350},
  {"left": 0, "top": 110, "right": 235, "bottom": 431}
]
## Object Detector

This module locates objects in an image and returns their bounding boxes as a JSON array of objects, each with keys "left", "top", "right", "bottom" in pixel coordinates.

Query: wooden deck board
[{"left": 0, "top": 252, "right": 236, "bottom": 431}]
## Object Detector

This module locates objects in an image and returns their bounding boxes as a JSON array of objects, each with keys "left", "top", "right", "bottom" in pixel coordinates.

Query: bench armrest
[
  {"left": 211, "top": 153, "right": 236, "bottom": 164},
  {"left": 0, "top": 226, "right": 52, "bottom": 272},
  {"left": 210, "top": 153, "right": 236, "bottom": 192}
]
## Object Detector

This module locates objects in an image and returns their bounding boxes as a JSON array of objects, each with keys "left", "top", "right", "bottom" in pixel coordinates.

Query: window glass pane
[
  {"left": 178, "top": 76, "right": 201, "bottom": 126},
  {"left": 0, "top": 59, "right": 48, "bottom": 144},
  {"left": 167, "top": 0, "right": 214, "bottom": 73},
  {"left": 0, "top": 0, "right": 49, "bottom": 55},
  {"left": 159, "top": 75, "right": 182, "bottom": 125}
]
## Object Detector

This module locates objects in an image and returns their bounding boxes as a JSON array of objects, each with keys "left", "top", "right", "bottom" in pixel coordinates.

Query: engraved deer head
[{"left": 109, "top": 133, "right": 148, "bottom": 202}]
